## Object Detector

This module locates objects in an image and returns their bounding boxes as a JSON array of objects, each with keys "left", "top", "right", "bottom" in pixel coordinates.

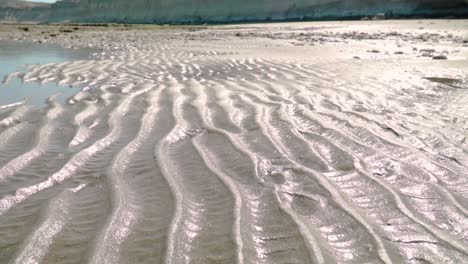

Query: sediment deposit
[{"left": 0, "top": 20, "right": 467, "bottom": 263}]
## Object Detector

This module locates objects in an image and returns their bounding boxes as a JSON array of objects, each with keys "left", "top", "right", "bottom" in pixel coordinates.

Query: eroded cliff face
[
  {"left": 50, "top": 0, "right": 468, "bottom": 23},
  {"left": 2, "top": 0, "right": 468, "bottom": 23},
  {"left": 0, "top": 1, "right": 50, "bottom": 22}
]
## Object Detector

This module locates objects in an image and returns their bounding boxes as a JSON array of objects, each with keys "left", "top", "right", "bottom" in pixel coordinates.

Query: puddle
[{"left": 0, "top": 41, "right": 94, "bottom": 106}]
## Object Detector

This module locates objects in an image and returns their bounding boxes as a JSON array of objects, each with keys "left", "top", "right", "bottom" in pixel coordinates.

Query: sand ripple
[{"left": 0, "top": 23, "right": 467, "bottom": 264}]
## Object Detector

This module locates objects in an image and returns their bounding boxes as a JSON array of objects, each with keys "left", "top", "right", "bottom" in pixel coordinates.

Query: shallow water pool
[{"left": 0, "top": 41, "right": 93, "bottom": 106}]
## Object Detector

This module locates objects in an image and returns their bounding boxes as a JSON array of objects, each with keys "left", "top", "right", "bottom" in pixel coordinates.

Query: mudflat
[{"left": 0, "top": 20, "right": 467, "bottom": 263}]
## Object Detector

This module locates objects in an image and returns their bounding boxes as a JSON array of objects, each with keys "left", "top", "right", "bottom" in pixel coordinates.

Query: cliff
[
  {"left": 50, "top": 0, "right": 468, "bottom": 23},
  {"left": 0, "top": 1, "right": 50, "bottom": 23},
  {"left": 2, "top": 0, "right": 468, "bottom": 24}
]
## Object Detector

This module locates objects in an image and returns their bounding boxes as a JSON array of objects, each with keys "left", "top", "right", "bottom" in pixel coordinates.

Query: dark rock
[{"left": 432, "top": 54, "right": 448, "bottom": 60}]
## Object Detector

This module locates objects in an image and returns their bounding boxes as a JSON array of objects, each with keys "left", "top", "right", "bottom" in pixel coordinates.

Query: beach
[{"left": 0, "top": 20, "right": 467, "bottom": 263}]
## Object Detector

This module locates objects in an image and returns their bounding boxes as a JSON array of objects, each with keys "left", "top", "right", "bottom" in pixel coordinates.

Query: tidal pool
[{"left": 0, "top": 41, "right": 93, "bottom": 106}]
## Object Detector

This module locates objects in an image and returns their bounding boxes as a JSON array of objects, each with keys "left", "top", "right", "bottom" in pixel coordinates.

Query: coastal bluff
[{"left": 1, "top": 0, "right": 468, "bottom": 23}]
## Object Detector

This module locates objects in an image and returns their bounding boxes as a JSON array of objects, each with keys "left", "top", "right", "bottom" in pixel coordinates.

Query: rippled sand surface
[{"left": 0, "top": 20, "right": 467, "bottom": 263}]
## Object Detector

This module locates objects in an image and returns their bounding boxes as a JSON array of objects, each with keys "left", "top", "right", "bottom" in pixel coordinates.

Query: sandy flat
[{"left": 0, "top": 20, "right": 467, "bottom": 263}]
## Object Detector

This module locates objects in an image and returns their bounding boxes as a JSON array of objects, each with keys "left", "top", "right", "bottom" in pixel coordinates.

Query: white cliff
[
  {"left": 50, "top": 0, "right": 468, "bottom": 23},
  {"left": 1, "top": 0, "right": 468, "bottom": 24}
]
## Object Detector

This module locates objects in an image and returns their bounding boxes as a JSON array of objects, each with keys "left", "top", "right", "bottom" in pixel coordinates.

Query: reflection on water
[{"left": 0, "top": 41, "right": 93, "bottom": 106}]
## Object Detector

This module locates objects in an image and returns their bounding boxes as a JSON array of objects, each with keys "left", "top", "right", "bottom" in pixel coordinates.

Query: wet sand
[
  {"left": 0, "top": 40, "right": 94, "bottom": 106},
  {"left": 0, "top": 20, "right": 467, "bottom": 263}
]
